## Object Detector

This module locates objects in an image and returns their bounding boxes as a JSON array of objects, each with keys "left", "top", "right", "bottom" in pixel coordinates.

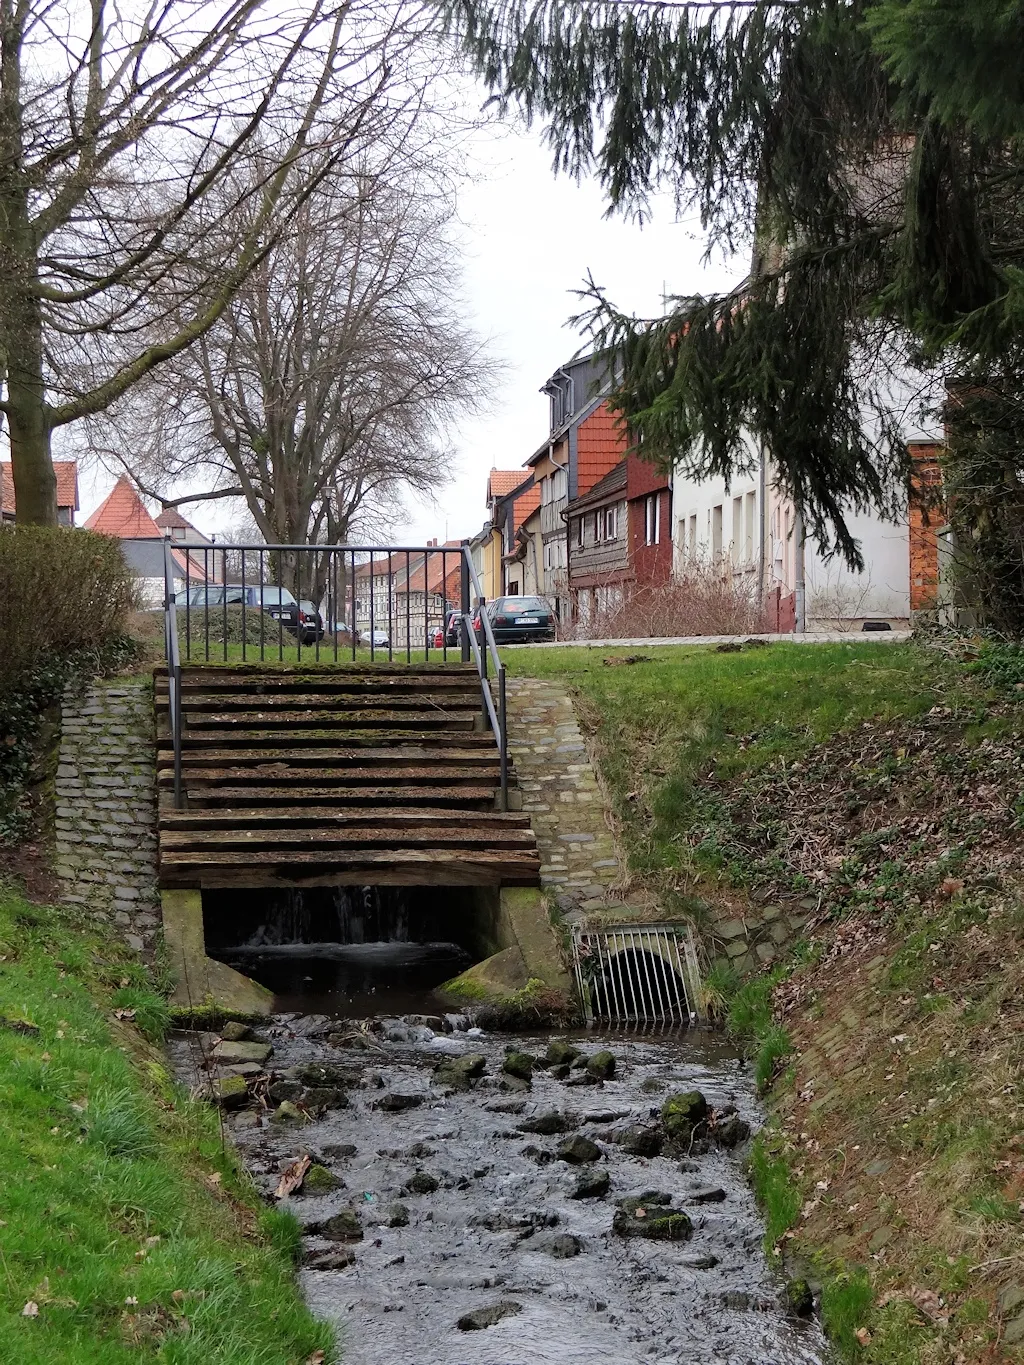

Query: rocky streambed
[{"left": 169, "top": 1016, "right": 830, "bottom": 1365}]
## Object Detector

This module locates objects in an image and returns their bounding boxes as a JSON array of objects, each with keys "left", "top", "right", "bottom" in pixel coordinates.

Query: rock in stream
[{"left": 169, "top": 1018, "right": 828, "bottom": 1365}]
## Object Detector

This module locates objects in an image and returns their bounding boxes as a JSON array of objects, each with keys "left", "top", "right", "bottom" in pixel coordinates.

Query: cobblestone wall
[
  {"left": 504, "top": 676, "right": 622, "bottom": 919},
  {"left": 54, "top": 680, "right": 160, "bottom": 954}
]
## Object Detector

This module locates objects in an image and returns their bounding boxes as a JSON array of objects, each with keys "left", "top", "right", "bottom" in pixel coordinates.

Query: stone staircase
[{"left": 153, "top": 664, "right": 540, "bottom": 889}]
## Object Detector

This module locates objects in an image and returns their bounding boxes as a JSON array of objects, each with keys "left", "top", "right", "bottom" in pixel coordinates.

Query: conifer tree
[{"left": 447, "top": 0, "right": 1024, "bottom": 587}]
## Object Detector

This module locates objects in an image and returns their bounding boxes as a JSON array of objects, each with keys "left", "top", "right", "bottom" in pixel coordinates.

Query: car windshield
[
  {"left": 255, "top": 586, "right": 296, "bottom": 606},
  {"left": 498, "top": 597, "right": 548, "bottom": 613}
]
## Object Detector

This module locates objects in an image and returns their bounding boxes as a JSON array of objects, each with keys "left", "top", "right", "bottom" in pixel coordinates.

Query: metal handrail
[
  {"left": 159, "top": 538, "right": 510, "bottom": 813},
  {"left": 162, "top": 539, "right": 183, "bottom": 809},
  {"left": 459, "top": 546, "right": 509, "bottom": 810},
  {"left": 461, "top": 613, "right": 508, "bottom": 809}
]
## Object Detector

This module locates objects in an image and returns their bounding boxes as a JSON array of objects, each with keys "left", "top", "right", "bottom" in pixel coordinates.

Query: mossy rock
[
  {"left": 502, "top": 1050, "right": 535, "bottom": 1081},
  {"left": 661, "top": 1090, "right": 709, "bottom": 1141},
  {"left": 304, "top": 1164, "right": 344, "bottom": 1194}
]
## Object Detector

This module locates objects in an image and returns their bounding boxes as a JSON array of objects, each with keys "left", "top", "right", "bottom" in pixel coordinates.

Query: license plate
[{"left": 515, "top": 617, "right": 535, "bottom": 625}]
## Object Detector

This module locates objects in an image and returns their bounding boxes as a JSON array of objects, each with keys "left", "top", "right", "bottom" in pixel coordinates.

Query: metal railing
[
  {"left": 162, "top": 539, "right": 184, "bottom": 808},
  {"left": 160, "top": 539, "right": 509, "bottom": 810}
]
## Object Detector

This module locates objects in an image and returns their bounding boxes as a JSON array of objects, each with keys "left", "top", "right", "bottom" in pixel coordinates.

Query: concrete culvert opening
[
  {"left": 572, "top": 926, "right": 700, "bottom": 1026},
  {"left": 202, "top": 885, "right": 505, "bottom": 1015}
]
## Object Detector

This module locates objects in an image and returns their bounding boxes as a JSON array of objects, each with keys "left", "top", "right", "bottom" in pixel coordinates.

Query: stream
[{"left": 169, "top": 1007, "right": 830, "bottom": 1365}]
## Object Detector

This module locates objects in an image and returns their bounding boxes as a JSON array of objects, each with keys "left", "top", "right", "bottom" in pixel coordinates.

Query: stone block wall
[
  {"left": 504, "top": 676, "right": 622, "bottom": 918},
  {"left": 53, "top": 680, "right": 160, "bottom": 954},
  {"left": 709, "top": 895, "right": 815, "bottom": 977}
]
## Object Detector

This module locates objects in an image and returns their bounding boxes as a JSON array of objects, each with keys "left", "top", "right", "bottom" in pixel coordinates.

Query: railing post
[
  {"left": 497, "top": 665, "right": 508, "bottom": 812},
  {"left": 163, "top": 538, "right": 183, "bottom": 810},
  {"left": 460, "top": 549, "right": 471, "bottom": 663}
]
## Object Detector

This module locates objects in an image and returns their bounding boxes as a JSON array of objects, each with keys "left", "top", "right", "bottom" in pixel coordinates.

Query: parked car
[
  {"left": 297, "top": 599, "right": 325, "bottom": 645},
  {"left": 186, "top": 583, "right": 300, "bottom": 636},
  {"left": 443, "top": 609, "right": 463, "bottom": 647},
  {"left": 476, "top": 595, "right": 555, "bottom": 644},
  {"left": 359, "top": 628, "right": 390, "bottom": 649}
]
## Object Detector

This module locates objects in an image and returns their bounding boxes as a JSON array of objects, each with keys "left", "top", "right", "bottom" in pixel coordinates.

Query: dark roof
[
  {"left": 565, "top": 458, "right": 627, "bottom": 513},
  {"left": 155, "top": 506, "right": 194, "bottom": 531}
]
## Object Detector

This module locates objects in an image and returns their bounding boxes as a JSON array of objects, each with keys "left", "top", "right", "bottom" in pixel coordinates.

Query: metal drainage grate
[{"left": 572, "top": 924, "right": 700, "bottom": 1025}]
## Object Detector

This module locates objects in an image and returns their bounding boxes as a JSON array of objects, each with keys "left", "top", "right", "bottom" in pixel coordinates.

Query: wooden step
[
  {"left": 158, "top": 806, "right": 531, "bottom": 831},
  {"left": 157, "top": 676, "right": 483, "bottom": 697},
  {"left": 171, "top": 785, "right": 500, "bottom": 808},
  {"left": 156, "top": 663, "right": 478, "bottom": 680},
  {"left": 161, "top": 825, "right": 536, "bottom": 851},
  {"left": 167, "top": 729, "right": 497, "bottom": 750},
  {"left": 174, "top": 709, "right": 477, "bottom": 730},
  {"left": 163, "top": 692, "right": 482, "bottom": 712},
  {"left": 159, "top": 764, "right": 497, "bottom": 788},
  {"left": 156, "top": 747, "right": 501, "bottom": 769},
  {"left": 158, "top": 847, "right": 541, "bottom": 888}
]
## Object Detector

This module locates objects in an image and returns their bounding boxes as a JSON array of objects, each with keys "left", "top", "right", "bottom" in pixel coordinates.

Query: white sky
[{"left": 78, "top": 114, "right": 747, "bottom": 541}]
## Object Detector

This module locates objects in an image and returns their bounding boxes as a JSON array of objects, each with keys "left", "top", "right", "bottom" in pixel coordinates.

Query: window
[
  {"left": 540, "top": 476, "right": 552, "bottom": 505},
  {"left": 575, "top": 517, "right": 584, "bottom": 548},
  {"left": 744, "top": 490, "right": 756, "bottom": 563},
  {"left": 543, "top": 541, "right": 555, "bottom": 571},
  {"left": 688, "top": 513, "right": 698, "bottom": 559},
  {"left": 601, "top": 506, "right": 618, "bottom": 541},
  {"left": 644, "top": 493, "right": 661, "bottom": 546},
  {"left": 552, "top": 467, "right": 567, "bottom": 501},
  {"left": 712, "top": 504, "right": 723, "bottom": 560},
  {"left": 732, "top": 496, "right": 743, "bottom": 564}
]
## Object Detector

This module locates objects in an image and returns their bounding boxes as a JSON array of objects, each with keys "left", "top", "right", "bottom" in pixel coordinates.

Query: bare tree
[
  {"left": 0, "top": 0, "right": 440, "bottom": 523},
  {"left": 98, "top": 146, "right": 493, "bottom": 582}
]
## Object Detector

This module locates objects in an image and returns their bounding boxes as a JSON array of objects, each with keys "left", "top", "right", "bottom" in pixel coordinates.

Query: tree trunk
[
  {"left": 7, "top": 298, "right": 55, "bottom": 525},
  {"left": 0, "top": 0, "right": 55, "bottom": 527}
]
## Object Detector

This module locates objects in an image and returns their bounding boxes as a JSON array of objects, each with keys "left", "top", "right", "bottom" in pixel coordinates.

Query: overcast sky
[{"left": 78, "top": 112, "right": 747, "bottom": 540}]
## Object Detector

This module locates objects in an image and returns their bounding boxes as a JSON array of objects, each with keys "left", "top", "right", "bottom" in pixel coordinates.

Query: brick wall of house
[
  {"left": 628, "top": 486, "right": 673, "bottom": 587},
  {"left": 625, "top": 451, "right": 670, "bottom": 501},
  {"left": 909, "top": 443, "right": 943, "bottom": 613},
  {"left": 576, "top": 403, "right": 627, "bottom": 497}
]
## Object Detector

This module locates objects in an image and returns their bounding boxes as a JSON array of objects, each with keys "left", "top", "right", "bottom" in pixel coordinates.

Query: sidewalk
[{"left": 504, "top": 629, "right": 913, "bottom": 650}]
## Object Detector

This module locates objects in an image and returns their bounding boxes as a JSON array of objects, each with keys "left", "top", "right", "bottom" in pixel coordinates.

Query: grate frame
[{"left": 571, "top": 923, "right": 700, "bottom": 1025}]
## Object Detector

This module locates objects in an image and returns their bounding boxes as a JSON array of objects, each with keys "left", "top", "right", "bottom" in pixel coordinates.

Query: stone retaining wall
[
  {"left": 504, "top": 676, "right": 622, "bottom": 918},
  {"left": 53, "top": 680, "right": 160, "bottom": 954},
  {"left": 709, "top": 895, "right": 816, "bottom": 977}
]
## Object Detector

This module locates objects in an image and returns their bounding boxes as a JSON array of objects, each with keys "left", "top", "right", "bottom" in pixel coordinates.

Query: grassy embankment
[
  {"left": 0, "top": 884, "right": 334, "bottom": 1364},
  {"left": 506, "top": 639, "right": 1024, "bottom": 1364}
]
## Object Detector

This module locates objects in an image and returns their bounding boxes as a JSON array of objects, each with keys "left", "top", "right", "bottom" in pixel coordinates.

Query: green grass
[
  {"left": 0, "top": 885, "right": 334, "bottom": 1364},
  {"left": 747, "top": 1129, "right": 802, "bottom": 1253},
  {"left": 503, "top": 641, "right": 957, "bottom": 880}
]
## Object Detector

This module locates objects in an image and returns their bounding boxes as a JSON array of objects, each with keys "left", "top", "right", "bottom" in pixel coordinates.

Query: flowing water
[{"left": 169, "top": 1009, "right": 831, "bottom": 1365}]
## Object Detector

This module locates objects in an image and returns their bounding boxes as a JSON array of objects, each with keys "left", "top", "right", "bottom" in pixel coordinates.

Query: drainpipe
[{"left": 793, "top": 504, "right": 806, "bottom": 633}]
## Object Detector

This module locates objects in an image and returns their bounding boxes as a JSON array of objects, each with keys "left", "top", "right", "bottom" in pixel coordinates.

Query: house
[
  {"left": 154, "top": 505, "right": 225, "bottom": 582},
  {"left": 351, "top": 539, "right": 463, "bottom": 644},
  {"left": 564, "top": 452, "right": 673, "bottom": 626},
  {"left": 671, "top": 441, "right": 943, "bottom": 630},
  {"left": 0, "top": 460, "right": 79, "bottom": 525},
  {"left": 84, "top": 476, "right": 206, "bottom": 605}
]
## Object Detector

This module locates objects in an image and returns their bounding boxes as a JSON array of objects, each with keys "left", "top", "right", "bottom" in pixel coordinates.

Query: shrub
[
  {"left": 178, "top": 603, "right": 285, "bottom": 652},
  {"left": 560, "top": 561, "right": 770, "bottom": 641},
  {"left": 0, "top": 526, "right": 139, "bottom": 839},
  {"left": 0, "top": 526, "right": 136, "bottom": 697}
]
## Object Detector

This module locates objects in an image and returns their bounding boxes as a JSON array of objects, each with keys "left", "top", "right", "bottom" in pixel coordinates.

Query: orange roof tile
[
  {"left": 1, "top": 460, "right": 79, "bottom": 516},
  {"left": 512, "top": 483, "right": 540, "bottom": 533},
  {"left": 84, "top": 476, "right": 163, "bottom": 538},
  {"left": 487, "top": 468, "right": 529, "bottom": 501}
]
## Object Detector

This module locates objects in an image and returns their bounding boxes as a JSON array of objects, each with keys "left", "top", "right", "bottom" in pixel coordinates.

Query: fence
[{"left": 161, "top": 540, "right": 508, "bottom": 810}]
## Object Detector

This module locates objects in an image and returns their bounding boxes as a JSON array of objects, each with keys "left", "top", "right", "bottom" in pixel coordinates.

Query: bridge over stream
[{"left": 154, "top": 541, "right": 556, "bottom": 1015}]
